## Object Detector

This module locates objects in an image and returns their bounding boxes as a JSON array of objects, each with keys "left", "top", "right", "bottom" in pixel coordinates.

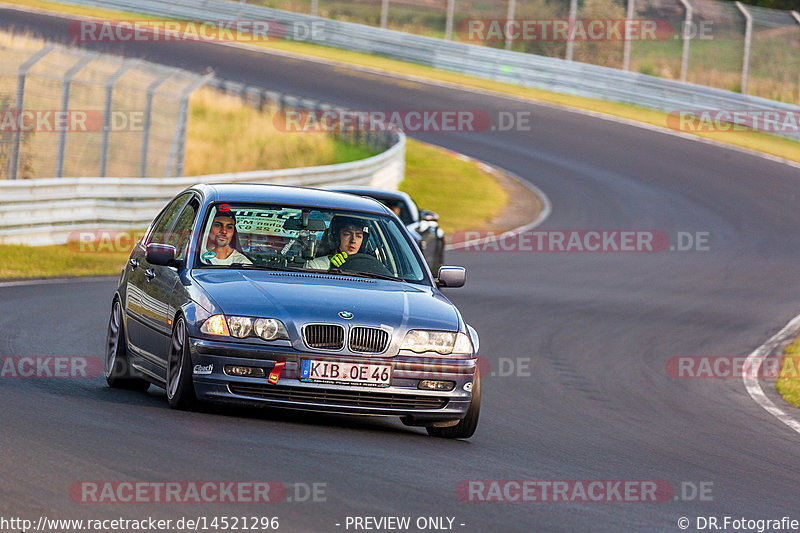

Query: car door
[
  {"left": 139, "top": 196, "right": 200, "bottom": 373},
  {"left": 125, "top": 193, "right": 192, "bottom": 368}
]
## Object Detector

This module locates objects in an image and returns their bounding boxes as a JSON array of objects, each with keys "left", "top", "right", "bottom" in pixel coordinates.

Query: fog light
[
  {"left": 224, "top": 365, "right": 266, "bottom": 378},
  {"left": 418, "top": 380, "right": 455, "bottom": 391}
]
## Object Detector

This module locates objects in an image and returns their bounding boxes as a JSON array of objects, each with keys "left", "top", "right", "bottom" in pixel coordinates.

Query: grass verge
[
  {"left": 775, "top": 338, "right": 800, "bottom": 409},
  {"left": 185, "top": 88, "right": 377, "bottom": 175},
  {"left": 4, "top": 0, "right": 800, "bottom": 163},
  {"left": 0, "top": 244, "right": 130, "bottom": 279},
  {"left": 402, "top": 139, "right": 507, "bottom": 235}
]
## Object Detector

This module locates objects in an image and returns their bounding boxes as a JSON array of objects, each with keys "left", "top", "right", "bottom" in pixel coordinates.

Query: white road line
[{"left": 743, "top": 313, "right": 800, "bottom": 434}]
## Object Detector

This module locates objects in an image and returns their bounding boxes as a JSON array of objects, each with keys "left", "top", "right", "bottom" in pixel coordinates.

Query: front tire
[
  {"left": 166, "top": 316, "right": 198, "bottom": 410},
  {"left": 105, "top": 298, "right": 150, "bottom": 391},
  {"left": 426, "top": 365, "right": 481, "bottom": 439}
]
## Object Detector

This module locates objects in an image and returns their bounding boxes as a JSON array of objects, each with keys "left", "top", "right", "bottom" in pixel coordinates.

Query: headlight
[
  {"left": 201, "top": 315, "right": 288, "bottom": 341},
  {"left": 254, "top": 318, "right": 286, "bottom": 341},
  {"left": 227, "top": 316, "right": 253, "bottom": 338},
  {"left": 201, "top": 314, "right": 230, "bottom": 336},
  {"left": 400, "top": 330, "right": 473, "bottom": 355}
]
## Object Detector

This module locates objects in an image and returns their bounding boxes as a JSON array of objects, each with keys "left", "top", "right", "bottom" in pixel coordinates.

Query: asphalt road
[{"left": 2, "top": 7, "right": 800, "bottom": 533}]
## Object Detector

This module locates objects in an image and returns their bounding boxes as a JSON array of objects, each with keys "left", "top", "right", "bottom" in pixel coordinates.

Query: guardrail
[{"left": 51, "top": 0, "right": 800, "bottom": 141}]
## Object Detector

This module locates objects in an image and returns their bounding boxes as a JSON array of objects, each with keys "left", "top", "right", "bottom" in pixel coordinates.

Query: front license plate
[{"left": 300, "top": 359, "right": 391, "bottom": 387}]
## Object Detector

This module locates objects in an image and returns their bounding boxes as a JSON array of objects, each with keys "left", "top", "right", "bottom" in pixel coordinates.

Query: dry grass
[
  {"left": 185, "top": 88, "right": 377, "bottom": 175},
  {"left": 0, "top": 243, "right": 130, "bottom": 279}
]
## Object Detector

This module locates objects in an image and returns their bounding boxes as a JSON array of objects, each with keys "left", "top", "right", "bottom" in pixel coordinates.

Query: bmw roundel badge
[{"left": 338, "top": 311, "right": 354, "bottom": 319}]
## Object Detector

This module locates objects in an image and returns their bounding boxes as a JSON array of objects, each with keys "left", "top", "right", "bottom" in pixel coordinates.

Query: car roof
[
  {"left": 191, "top": 183, "right": 390, "bottom": 214},
  {"left": 327, "top": 186, "right": 413, "bottom": 204}
]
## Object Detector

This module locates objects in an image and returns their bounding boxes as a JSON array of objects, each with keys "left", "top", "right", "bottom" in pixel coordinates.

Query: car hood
[{"left": 191, "top": 269, "right": 461, "bottom": 343}]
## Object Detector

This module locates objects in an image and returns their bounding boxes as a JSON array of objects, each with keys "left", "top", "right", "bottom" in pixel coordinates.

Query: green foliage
[
  {"left": 401, "top": 140, "right": 507, "bottom": 234},
  {"left": 776, "top": 337, "right": 800, "bottom": 409},
  {"left": 638, "top": 63, "right": 656, "bottom": 76}
]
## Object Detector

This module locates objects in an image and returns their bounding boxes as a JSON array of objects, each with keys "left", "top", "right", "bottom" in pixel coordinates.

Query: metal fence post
[
  {"left": 622, "top": 0, "right": 635, "bottom": 71},
  {"left": 167, "top": 72, "right": 213, "bottom": 177},
  {"left": 676, "top": 0, "right": 693, "bottom": 82},
  {"left": 56, "top": 54, "right": 94, "bottom": 178},
  {"left": 735, "top": 1, "right": 752, "bottom": 95},
  {"left": 793, "top": 12, "right": 800, "bottom": 103},
  {"left": 8, "top": 45, "right": 53, "bottom": 180},
  {"left": 504, "top": 0, "right": 516, "bottom": 51},
  {"left": 380, "top": 0, "right": 389, "bottom": 29},
  {"left": 565, "top": 0, "right": 578, "bottom": 61},
  {"left": 444, "top": 0, "right": 454, "bottom": 40},
  {"left": 311, "top": 0, "right": 318, "bottom": 17},
  {"left": 100, "top": 59, "right": 139, "bottom": 177},
  {"left": 139, "top": 71, "right": 173, "bottom": 178}
]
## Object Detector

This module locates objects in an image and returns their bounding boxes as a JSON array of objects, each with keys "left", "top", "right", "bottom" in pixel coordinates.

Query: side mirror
[
  {"left": 436, "top": 266, "right": 465, "bottom": 288},
  {"left": 146, "top": 243, "right": 177, "bottom": 267},
  {"left": 420, "top": 210, "right": 439, "bottom": 222}
]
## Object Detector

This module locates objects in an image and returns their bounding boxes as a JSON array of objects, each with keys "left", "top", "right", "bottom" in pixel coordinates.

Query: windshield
[
  {"left": 374, "top": 198, "right": 413, "bottom": 225},
  {"left": 195, "top": 203, "right": 428, "bottom": 283}
]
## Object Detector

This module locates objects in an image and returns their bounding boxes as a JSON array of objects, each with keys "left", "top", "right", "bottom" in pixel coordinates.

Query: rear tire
[
  {"left": 105, "top": 298, "right": 150, "bottom": 391},
  {"left": 426, "top": 365, "right": 481, "bottom": 439},
  {"left": 166, "top": 316, "right": 198, "bottom": 410}
]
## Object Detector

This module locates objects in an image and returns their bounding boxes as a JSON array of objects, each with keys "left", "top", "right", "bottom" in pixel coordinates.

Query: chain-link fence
[
  {"left": 0, "top": 34, "right": 210, "bottom": 179},
  {"left": 242, "top": 0, "right": 800, "bottom": 103}
]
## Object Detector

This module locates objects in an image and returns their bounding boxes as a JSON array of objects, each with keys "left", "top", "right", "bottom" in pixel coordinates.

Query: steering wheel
[{"left": 338, "top": 253, "right": 393, "bottom": 276}]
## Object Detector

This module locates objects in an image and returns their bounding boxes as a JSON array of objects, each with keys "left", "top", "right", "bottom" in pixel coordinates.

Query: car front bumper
[{"left": 188, "top": 338, "right": 477, "bottom": 423}]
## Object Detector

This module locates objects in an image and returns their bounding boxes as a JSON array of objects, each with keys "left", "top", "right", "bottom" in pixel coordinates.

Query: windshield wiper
[
  {"left": 230, "top": 263, "right": 305, "bottom": 272},
  {"left": 326, "top": 268, "right": 402, "bottom": 282}
]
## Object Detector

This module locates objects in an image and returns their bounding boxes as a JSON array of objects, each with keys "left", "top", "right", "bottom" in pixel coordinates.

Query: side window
[
  {"left": 168, "top": 199, "right": 199, "bottom": 260},
  {"left": 147, "top": 193, "right": 191, "bottom": 245}
]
